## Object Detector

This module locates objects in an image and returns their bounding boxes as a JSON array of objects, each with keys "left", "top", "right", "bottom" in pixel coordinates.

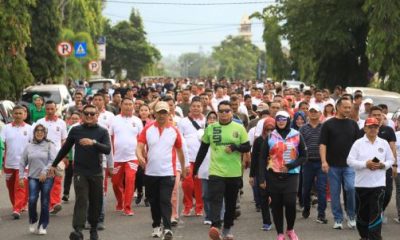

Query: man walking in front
[
  {"left": 50, "top": 104, "right": 112, "bottom": 240},
  {"left": 136, "top": 101, "right": 186, "bottom": 240},
  {"left": 320, "top": 97, "right": 360, "bottom": 230},
  {"left": 194, "top": 100, "right": 251, "bottom": 240}
]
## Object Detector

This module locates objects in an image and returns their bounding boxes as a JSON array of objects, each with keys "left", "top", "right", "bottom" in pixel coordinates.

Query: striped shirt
[{"left": 299, "top": 123, "right": 322, "bottom": 161}]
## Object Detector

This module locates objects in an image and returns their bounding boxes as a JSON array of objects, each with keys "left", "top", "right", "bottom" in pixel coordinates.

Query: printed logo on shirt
[
  {"left": 378, "top": 147, "right": 384, "bottom": 153},
  {"left": 23, "top": 131, "right": 27, "bottom": 136},
  {"left": 132, "top": 122, "right": 136, "bottom": 128},
  {"left": 103, "top": 116, "right": 107, "bottom": 120},
  {"left": 232, "top": 131, "right": 239, "bottom": 138},
  {"left": 56, "top": 126, "right": 60, "bottom": 132}
]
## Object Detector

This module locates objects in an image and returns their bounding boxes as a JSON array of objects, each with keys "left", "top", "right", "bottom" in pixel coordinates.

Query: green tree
[
  {"left": 26, "top": 0, "right": 63, "bottom": 84},
  {"left": 212, "top": 36, "right": 261, "bottom": 80},
  {"left": 251, "top": 8, "right": 290, "bottom": 81},
  {"left": 62, "top": 0, "right": 104, "bottom": 39},
  {"left": 0, "top": 0, "right": 35, "bottom": 100},
  {"left": 280, "top": 0, "right": 369, "bottom": 89},
  {"left": 102, "top": 9, "right": 161, "bottom": 80},
  {"left": 178, "top": 52, "right": 209, "bottom": 78},
  {"left": 364, "top": 0, "right": 400, "bottom": 91}
]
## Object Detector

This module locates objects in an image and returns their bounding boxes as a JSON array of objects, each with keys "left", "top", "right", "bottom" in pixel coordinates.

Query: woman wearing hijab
[
  {"left": 258, "top": 111, "right": 307, "bottom": 240},
  {"left": 19, "top": 124, "right": 57, "bottom": 235},
  {"left": 250, "top": 117, "right": 275, "bottom": 231},
  {"left": 291, "top": 111, "right": 306, "bottom": 131}
]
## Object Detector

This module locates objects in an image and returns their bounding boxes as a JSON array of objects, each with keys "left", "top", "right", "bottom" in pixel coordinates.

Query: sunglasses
[
  {"left": 367, "top": 125, "right": 379, "bottom": 129},
  {"left": 218, "top": 109, "right": 231, "bottom": 114},
  {"left": 276, "top": 117, "right": 287, "bottom": 122},
  {"left": 35, "top": 129, "right": 45, "bottom": 132},
  {"left": 83, "top": 112, "right": 96, "bottom": 117}
]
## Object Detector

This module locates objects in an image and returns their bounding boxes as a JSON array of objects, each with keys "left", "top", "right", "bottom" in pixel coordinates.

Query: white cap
[
  {"left": 364, "top": 98, "right": 373, "bottom": 105},
  {"left": 275, "top": 110, "right": 290, "bottom": 118},
  {"left": 309, "top": 104, "right": 321, "bottom": 112}
]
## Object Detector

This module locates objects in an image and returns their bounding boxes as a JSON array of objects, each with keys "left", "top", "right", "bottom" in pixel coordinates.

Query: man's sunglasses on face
[{"left": 83, "top": 112, "right": 96, "bottom": 117}]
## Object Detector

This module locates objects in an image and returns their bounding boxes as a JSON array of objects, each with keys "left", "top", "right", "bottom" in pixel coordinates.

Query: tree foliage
[
  {"left": 251, "top": 8, "right": 290, "bottom": 81},
  {"left": 0, "top": 0, "right": 35, "bottom": 100},
  {"left": 265, "top": 0, "right": 369, "bottom": 89},
  {"left": 26, "top": 0, "right": 63, "bottom": 84},
  {"left": 178, "top": 52, "right": 210, "bottom": 78},
  {"left": 102, "top": 9, "right": 161, "bottom": 80},
  {"left": 364, "top": 0, "right": 400, "bottom": 90},
  {"left": 212, "top": 36, "right": 261, "bottom": 80}
]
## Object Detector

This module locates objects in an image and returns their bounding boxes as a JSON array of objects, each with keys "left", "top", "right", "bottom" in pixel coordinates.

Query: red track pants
[
  {"left": 4, "top": 168, "right": 28, "bottom": 213},
  {"left": 50, "top": 176, "right": 62, "bottom": 209},
  {"left": 181, "top": 163, "right": 203, "bottom": 214},
  {"left": 112, "top": 160, "right": 138, "bottom": 213}
]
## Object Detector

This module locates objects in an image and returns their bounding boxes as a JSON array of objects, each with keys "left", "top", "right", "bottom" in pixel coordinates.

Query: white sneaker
[
  {"left": 152, "top": 227, "right": 162, "bottom": 238},
  {"left": 38, "top": 225, "right": 47, "bottom": 235},
  {"left": 29, "top": 224, "right": 36, "bottom": 233},
  {"left": 162, "top": 229, "right": 173, "bottom": 240},
  {"left": 333, "top": 221, "right": 343, "bottom": 229},
  {"left": 347, "top": 218, "right": 356, "bottom": 229},
  {"left": 203, "top": 220, "right": 212, "bottom": 225}
]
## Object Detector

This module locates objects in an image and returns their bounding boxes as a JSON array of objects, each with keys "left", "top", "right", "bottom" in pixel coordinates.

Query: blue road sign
[{"left": 74, "top": 42, "right": 87, "bottom": 58}]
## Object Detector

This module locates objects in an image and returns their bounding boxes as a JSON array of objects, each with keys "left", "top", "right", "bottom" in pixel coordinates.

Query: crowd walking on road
[{"left": 1, "top": 78, "right": 400, "bottom": 240}]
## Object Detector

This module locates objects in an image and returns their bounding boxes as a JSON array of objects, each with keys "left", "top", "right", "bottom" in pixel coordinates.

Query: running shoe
[
  {"left": 302, "top": 209, "right": 310, "bottom": 219},
  {"left": 12, "top": 211, "right": 20, "bottom": 220},
  {"left": 209, "top": 227, "right": 222, "bottom": 240},
  {"left": 333, "top": 221, "right": 343, "bottom": 230},
  {"left": 123, "top": 210, "right": 134, "bottom": 216},
  {"left": 152, "top": 227, "right": 162, "bottom": 238},
  {"left": 261, "top": 224, "right": 272, "bottom": 231},
  {"left": 171, "top": 218, "right": 178, "bottom": 226},
  {"left": 286, "top": 229, "right": 299, "bottom": 240},
  {"left": 162, "top": 229, "right": 173, "bottom": 240},
  {"left": 182, "top": 209, "right": 192, "bottom": 217},
  {"left": 203, "top": 220, "right": 212, "bottom": 225},
  {"left": 62, "top": 195, "right": 69, "bottom": 202},
  {"left": 29, "top": 223, "right": 36, "bottom": 233},
  {"left": 135, "top": 192, "right": 143, "bottom": 205},
  {"left": 222, "top": 234, "right": 234, "bottom": 240},
  {"left": 394, "top": 217, "right": 400, "bottom": 223},
  {"left": 38, "top": 225, "right": 47, "bottom": 235},
  {"left": 97, "top": 222, "right": 105, "bottom": 231},
  {"left": 316, "top": 216, "right": 328, "bottom": 224},
  {"left": 277, "top": 234, "right": 285, "bottom": 240},
  {"left": 50, "top": 204, "right": 62, "bottom": 214},
  {"left": 347, "top": 218, "right": 356, "bottom": 229}
]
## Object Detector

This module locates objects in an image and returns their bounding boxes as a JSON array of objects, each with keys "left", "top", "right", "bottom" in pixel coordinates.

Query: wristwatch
[{"left": 92, "top": 139, "right": 97, "bottom": 145}]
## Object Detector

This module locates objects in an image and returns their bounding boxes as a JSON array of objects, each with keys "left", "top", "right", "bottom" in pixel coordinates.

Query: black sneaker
[
  {"left": 62, "top": 195, "right": 69, "bottom": 202},
  {"left": 90, "top": 229, "right": 99, "bottom": 240},
  {"left": 69, "top": 230, "right": 84, "bottom": 240},
  {"left": 316, "top": 216, "right": 328, "bottom": 224},
  {"left": 135, "top": 192, "right": 143, "bottom": 205},
  {"left": 302, "top": 209, "right": 310, "bottom": 219},
  {"left": 12, "top": 211, "right": 20, "bottom": 220}
]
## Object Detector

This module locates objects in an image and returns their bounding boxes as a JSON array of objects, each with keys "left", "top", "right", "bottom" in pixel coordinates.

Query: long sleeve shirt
[
  {"left": 52, "top": 123, "right": 111, "bottom": 176},
  {"left": 19, "top": 141, "right": 57, "bottom": 179},
  {"left": 347, "top": 135, "right": 394, "bottom": 188}
]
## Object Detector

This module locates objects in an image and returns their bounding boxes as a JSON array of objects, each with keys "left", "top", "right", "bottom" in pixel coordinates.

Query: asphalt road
[{"left": 0, "top": 172, "right": 399, "bottom": 240}]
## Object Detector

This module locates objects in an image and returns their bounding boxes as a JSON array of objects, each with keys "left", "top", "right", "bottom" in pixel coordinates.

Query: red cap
[
  {"left": 264, "top": 116, "right": 276, "bottom": 128},
  {"left": 364, "top": 117, "right": 379, "bottom": 126}
]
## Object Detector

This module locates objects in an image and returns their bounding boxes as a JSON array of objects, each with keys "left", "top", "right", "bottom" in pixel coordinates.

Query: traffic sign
[
  {"left": 57, "top": 41, "right": 73, "bottom": 57},
  {"left": 74, "top": 42, "right": 87, "bottom": 58},
  {"left": 88, "top": 60, "right": 100, "bottom": 72}
]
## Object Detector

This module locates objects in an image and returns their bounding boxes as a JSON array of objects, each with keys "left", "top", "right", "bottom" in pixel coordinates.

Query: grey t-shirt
[{"left": 20, "top": 141, "right": 56, "bottom": 179}]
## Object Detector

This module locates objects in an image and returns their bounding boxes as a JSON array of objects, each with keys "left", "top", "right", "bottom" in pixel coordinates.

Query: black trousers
[
  {"left": 355, "top": 187, "right": 385, "bottom": 240},
  {"left": 73, "top": 175, "right": 103, "bottom": 231},
  {"left": 270, "top": 191, "right": 297, "bottom": 234},
  {"left": 259, "top": 186, "right": 272, "bottom": 225},
  {"left": 63, "top": 161, "right": 74, "bottom": 196},
  {"left": 145, "top": 175, "right": 175, "bottom": 230},
  {"left": 208, "top": 175, "right": 241, "bottom": 229},
  {"left": 383, "top": 168, "right": 393, "bottom": 211}
]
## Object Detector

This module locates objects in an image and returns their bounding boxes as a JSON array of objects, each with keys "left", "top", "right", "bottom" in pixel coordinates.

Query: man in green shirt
[
  {"left": 194, "top": 100, "right": 250, "bottom": 240},
  {"left": 29, "top": 94, "right": 46, "bottom": 123}
]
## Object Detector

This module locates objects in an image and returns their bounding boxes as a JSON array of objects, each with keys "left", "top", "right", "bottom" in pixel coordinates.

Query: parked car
[
  {"left": 20, "top": 84, "right": 72, "bottom": 117},
  {"left": 88, "top": 78, "right": 116, "bottom": 95},
  {"left": 0, "top": 100, "right": 15, "bottom": 130}
]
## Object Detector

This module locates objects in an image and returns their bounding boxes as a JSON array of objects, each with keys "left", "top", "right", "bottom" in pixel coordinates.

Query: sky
[{"left": 103, "top": 0, "right": 275, "bottom": 58}]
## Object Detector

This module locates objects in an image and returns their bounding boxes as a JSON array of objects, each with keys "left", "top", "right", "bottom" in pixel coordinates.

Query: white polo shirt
[
  {"left": 35, "top": 117, "right": 67, "bottom": 151},
  {"left": 98, "top": 110, "right": 115, "bottom": 132},
  {"left": 110, "top": 114, "right": 143, "bottom": 162},
  {"left": 347, "top": 135, "right": 394, "bottom": 188},
  {"left": 0, "top": 122, "right": 32, "bottom": 169},
  {"left": 177, "top": 117, "right": 205, "bottom": 162},
  {"left": 138, "top": 122, "right": 183, "bottom": 176}
]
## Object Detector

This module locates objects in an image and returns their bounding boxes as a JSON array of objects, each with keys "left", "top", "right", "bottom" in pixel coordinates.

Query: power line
[
  {"left": 104, "top": 1, "right": 274, "bottom": 6},
  {"left": 151, "top": 41, "right": 265, "bottom": 46}
]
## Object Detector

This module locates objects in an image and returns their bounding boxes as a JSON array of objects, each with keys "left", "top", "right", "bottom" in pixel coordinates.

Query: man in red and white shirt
[
  {"left": 1, "top": 105, "right": 32, "bottom": 219},
  {"left": 177, "top": 97, "right": 205, "bottom": 216},
  {"left": 136, "top": 101, "right": 186, "bottom": 240},
  {"left": 35, "top": 100, "right": 67, "bottom": 214},
  {"left": 110, "top": 98, "right": 143, "bottom": 216}
]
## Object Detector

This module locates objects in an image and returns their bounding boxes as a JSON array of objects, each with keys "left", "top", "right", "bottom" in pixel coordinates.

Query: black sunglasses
[
  {"left": 218, "top": 109, "right": 231, "bottom": 114},
  {"left": 83, "top": 112, "right": 96, "bottom": 117}
]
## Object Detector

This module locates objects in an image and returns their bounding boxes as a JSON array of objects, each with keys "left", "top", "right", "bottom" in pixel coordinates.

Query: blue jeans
[
  {"left": 201, "top": 179, "right": 225, "bottom": 222},
  {"left": 28, "top": 177, "right": 54, "bottom": 229},
  {"left": 328, "top": 166, "right": 355, "bottom": 222},
  {"left": 302, "top": 161, "right": 327, "bottom": 217}
]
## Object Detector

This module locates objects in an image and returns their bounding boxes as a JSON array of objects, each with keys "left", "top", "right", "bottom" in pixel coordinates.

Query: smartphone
[{"left": 372, "top": 157, "right": 380, "bottom": 163}]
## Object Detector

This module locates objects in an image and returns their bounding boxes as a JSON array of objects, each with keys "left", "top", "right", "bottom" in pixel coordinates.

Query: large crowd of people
[{"left": 0, "top": 77, "right": 399, "bottom": 240}]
